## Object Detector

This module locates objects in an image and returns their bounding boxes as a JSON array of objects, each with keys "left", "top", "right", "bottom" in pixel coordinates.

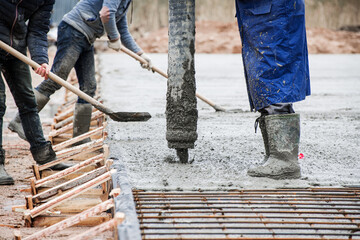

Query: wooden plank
[
  {"left": 31, "top": 166, "right": 108, "bottom": 204},
  {"left": 59, "top": 100, "right": 76, "bottom": 111},
  {"left": 50, "top": 111, "right": 104, "bottom": 138},
  {"left": 26, "top": 196, "right": 33, "bottom": 210},
  {"left": 30, "top": 178, "right": 37, "bottom": 195},
  {"left": 53, "top": 133, "right": 73, "bottom": 139},
  {"left": 65, "top": 95, "right": 77, "bottom": 104},
  {"left": 54, "top": 107, "right": 74, "bottom": 122},
  {"left": 12, "top": 205, "right": 27, "bottom": 213},
  {"left": 29, "top": 169, "right": 115, "bottom": 218},
  {"left": 103, "top": 144, "right": 109, "bottom": 159},
  {"left": 68, "top": 212, "right": 125, "bottom": 240},
  {"left": 51, "top": 123, "right": 100, "bottom": 139},
  {"left": 37, "top": 188, "right": 103, "bottom": 197},
  {"left": 38, "top": 159, "right": 110, "bottom": 190},
  {"left": 52, "top": 197, "right": 103, "bottom": 213},
  {"left": 51, "top": 135, "right": 72, "bottom": 145},
  {"left": 40, "top": 165, "right": 97, "bottom": 180},
  {"left": 57, "top": 102, "right": 75, "bottom": 115},
  {"left": 70, "top": 147, "right": 103, "bottom": 162},
  {"left": 20, "top": 188, "right": 32, "bottom": 193},
  {"left": 39, "top": 146, "right": 104, "bottom": 179},
  {"left": 54, "top": 140, "right": 101, "bottom": 158},
  {"left": 31, "top": 214, "right": 111, "bottom": 228},
  {"left": 24, "top": 198, "right": 115, "bottom": 240},
  {"left": 35, "top": 154, "right": 104, "bottom": 188},
  {"left": 32, "top": 165, "right": 41, "bottom": 180},
  {"left": 38, "top": 139, "right": 104, "bottom": 171},
  {"left": 49, "top": 120, "right": 73, "bottom": 137},
  {"left": 90, "top": 134, "right": 104, "bottom": 140},
  {"left": 14, "top": 230, "right": 21, "bottom": 240},
  {"left": 53, "top": 109, "right": 100, "bottom": 129},
  {"left": 53, "top": 115, "right": 73, "bottom": 130},
  {"left": 53, "top": 125, "right": 105, "bottom": 151}
]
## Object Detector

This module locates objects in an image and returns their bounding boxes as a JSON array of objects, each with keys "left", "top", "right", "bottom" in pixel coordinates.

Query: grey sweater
[{"left": 63, "top": 0, "right": 141, "bottom": 53}]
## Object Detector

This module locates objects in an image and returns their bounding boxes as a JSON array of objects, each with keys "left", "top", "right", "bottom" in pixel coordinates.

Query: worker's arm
[
  {"left": 100, "top": 0, "right": 121, "bottom": 42},
  {"left": 117, "top": 14, "right": 153, "bottom": 70},
  {"left": 116, "top": 14, "right": 141, "bottom": 54},
  {"left": 27, "top": 0, "right": 54, "bottom": 79}
]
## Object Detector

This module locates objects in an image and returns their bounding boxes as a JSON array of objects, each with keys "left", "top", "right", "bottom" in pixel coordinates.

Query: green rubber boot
[
  {"left": 0, "top": 149, "right": 14, "bottom": 185},
  {"left": 255, "top": 115, "right": 270, "bottom": 164},
  {"left": 248, "top": 114, "right": 301, "bottom": 180},
  {"left": 72, "top": 103, "right": 92, "bottom": 146},
  {"left": 8, "top": 89, "right": 50, "bottom": 141}
]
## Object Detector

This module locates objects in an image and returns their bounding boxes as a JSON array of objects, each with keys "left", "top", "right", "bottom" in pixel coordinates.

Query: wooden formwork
[{"left": 12, "top": 65, "right": 124, "bottom": 239}]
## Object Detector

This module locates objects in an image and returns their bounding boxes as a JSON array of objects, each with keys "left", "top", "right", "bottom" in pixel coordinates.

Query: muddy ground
[{"left": 101, "top": 53, "right": 360, "bottom": 191}]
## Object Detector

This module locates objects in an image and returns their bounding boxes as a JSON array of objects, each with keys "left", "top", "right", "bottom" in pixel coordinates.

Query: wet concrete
[
  {"left": 100, "top": 53, "right": 360, "bottom": 190},
  {"left": 166, "top": 0, "right": 197, "bottom": 151}
]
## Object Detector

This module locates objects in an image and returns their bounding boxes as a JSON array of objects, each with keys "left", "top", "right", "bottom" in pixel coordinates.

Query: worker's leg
[
  {"left": 0, "top": 63, "right": 6, "bottom": 148},
  {"left": 2, "top": 58, "right": 61, "bottom": 165},
  {"left": 0, "top": 63, "right": 15, "bottom": 185},
  {"left": 8, "top": 89, "right": 50, "bottom": 140},
  {"left": 4, "top": 58, "right": 48, "bottom": 149},
  {"left": 8, "top": 21, "right": 84, "bottom": 140},
  {"left": 72, "top": 46, "right": 96, "bottom": 145},
  {"left": 36, "top": 21, "right": 84, "bottom": 98}
]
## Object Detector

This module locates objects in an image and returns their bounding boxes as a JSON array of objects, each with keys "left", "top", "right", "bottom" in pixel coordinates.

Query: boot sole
[
  {"left": 8, "top": 123, "right": 27, "bottom": 141},
  {"left": 248, "top": 170, "right": 301, "bottom": 180},
  {"left": 0, "top": 179, "right": 15, "bottom": 185}
]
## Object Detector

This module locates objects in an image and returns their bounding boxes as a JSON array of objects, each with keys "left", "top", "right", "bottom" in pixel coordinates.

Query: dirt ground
[{"left": 134, "top": 21, "right": 360, "bottom": 54}]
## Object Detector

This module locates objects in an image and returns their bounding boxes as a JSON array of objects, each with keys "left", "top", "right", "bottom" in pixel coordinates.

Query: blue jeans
[
  {"left": 0, "top": 56, "right": 48, "bottom": 150},
  {"left": 36, "top": 21, "right": 96, "bottom": 104}
]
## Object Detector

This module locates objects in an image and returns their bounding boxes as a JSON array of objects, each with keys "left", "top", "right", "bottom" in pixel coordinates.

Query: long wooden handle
[
  {"left": 0, "top": 40, "right": 113, "bottom": 114},
  {"left": 120, "top": 46, "right": 168, "bottom": 78},
  {"left": 120, "top": 46, "right": 226, "bottom": 111}
]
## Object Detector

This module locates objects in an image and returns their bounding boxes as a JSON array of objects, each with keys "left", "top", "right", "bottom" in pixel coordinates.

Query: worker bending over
[
  {"left": 0, "top": 0, "right": 69, "bottom": 185},
  {"left": 9, "top": 0, "right": 152, "bottom": 145}
]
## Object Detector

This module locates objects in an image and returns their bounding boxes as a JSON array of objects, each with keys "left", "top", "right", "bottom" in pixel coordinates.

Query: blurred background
[{"left": 50, "top": 0, "right": 360, "bottom": 54}]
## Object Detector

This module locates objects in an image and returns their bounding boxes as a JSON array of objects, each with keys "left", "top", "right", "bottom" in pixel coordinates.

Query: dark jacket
[
  {"left": 235, "top": 0, "right": 310, "bottom": 111},
  {"left": 0, "top": 0, "right": 55, "bottom": 64}
]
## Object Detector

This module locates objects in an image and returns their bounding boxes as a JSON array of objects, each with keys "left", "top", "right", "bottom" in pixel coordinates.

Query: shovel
[
  {"left": 119, "top": 46, "right": 227, "bottom": 112},
  {"left": 0, "top": 40, "right": 151, "bottom": 122}
]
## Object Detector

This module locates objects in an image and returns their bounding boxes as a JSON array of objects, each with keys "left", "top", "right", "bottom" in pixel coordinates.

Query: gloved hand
[
  {"left": 139, "top": 53, "right": 153, "bottom": 71},
  {"left": 108, "top": 38, "right": 121, "bottom": 51},
  {"left": 35, "top": 63, "right": 50, "bottom": 79}
]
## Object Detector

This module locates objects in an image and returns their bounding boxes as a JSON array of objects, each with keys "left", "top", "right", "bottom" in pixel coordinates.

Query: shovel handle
[
  {"left": 120, "top": 46, "right": 168, "bottom": 78},
  {"left": 0, "top": 40, "right": 113, "bottom": 114},
  {"left": 120, "top": 46, "right": 224, "bottom": 111}
]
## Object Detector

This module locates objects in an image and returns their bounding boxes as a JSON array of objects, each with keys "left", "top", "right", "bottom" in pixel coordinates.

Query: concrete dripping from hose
[{"left": 166, "top": 0, "right": 197, "bottom": 163}]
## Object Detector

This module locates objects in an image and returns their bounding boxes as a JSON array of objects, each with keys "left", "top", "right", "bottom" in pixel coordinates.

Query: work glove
[
  {"left": 108, "top": 38, "right": 121, "bottom": 51},
  {"left": 35, "top": 63, "right": 50, "bottom": 80},
  {"left": 139, "top": 53, "right": 153, "bottom": 71}
]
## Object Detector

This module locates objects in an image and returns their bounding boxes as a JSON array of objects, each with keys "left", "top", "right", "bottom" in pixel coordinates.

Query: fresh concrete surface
[{"left": 100, "top": 53, "right": 360, "bottom": 190}]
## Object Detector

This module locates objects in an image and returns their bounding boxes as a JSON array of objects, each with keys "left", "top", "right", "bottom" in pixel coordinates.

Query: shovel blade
[
  {"left": 213, "top": 104, "right": 227, "bottom": 112},
  {"left": 109, "top": 112, "right": 151, "bottom": 122}
]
